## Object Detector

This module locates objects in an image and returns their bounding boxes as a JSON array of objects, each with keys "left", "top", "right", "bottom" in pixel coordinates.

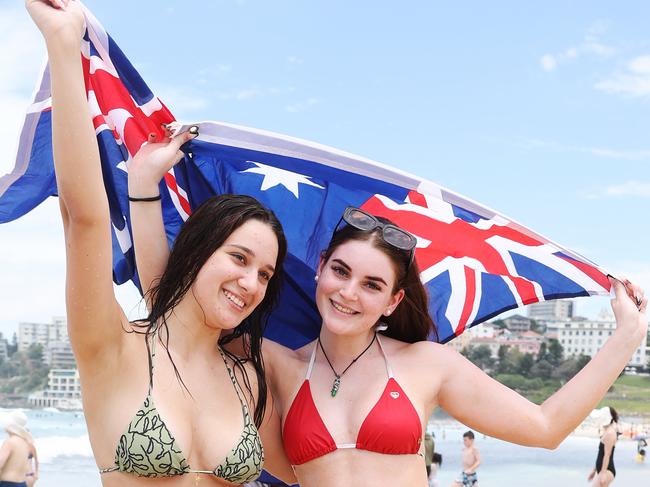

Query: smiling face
[
  {"left": 191, "top": 219, "right": 279, "bottom": 330},
  {"left": 316, "top": 239, "right": 405, "bottom": 337}
]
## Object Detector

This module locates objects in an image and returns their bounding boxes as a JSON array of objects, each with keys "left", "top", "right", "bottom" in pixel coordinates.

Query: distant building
[
  {"left": 526, "top": 300, "right": 574, "bottom": 321},
  {"left": 502, "top": 315, "right": 534, "bottom": 333},
  {"left": 445, "top": 328, "right": 472, "bottom": 354},
  {"left": 470, "top": 332, "right": 543, "bottom": 359},
  {"left": 45, "top": 341, "right": 76, "bottom": 369},
  {"left": 0, "top": 333, "right": 9, "bottom": 362},
  {"left": 470, "top": 323, "right": 499, "bottom": 338},
  {"left": 28, "top": 368, "right": 82, "bottom": 410},
  {"left": 18, "top": 316, "right": 68, "bottom": 352},
  {"left": 546, "top": 310, "right": 647, "bottom": 367}
]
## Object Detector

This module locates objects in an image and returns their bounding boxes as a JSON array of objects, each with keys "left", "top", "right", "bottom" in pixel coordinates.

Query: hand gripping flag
[{"left": 0, "top": 4, "right": 611, "bottom": 348}]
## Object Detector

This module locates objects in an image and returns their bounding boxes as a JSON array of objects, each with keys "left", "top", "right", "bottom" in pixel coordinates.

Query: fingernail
[{"left": 189, "top": 125, "right": 199, "bottom": 136}]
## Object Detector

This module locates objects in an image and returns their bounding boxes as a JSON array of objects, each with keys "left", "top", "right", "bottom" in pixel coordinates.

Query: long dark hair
[
  {"left": 135, "top": 194, "right": 287, "bottom": 427},
  {"left": 322, "top": 215, "right": 437, "bottom": 343},
  {"left": 608, "top": 407, "right": 619, "bottom": 424}
]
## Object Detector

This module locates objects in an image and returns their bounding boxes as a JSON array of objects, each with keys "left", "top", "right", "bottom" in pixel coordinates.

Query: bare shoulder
[
  {"left": 263, "top": 338, "right": 301, "bottom": 363},
  {"left": 386, "top": 336, "right": 458, "bottom": 366},
  {"left": 603, "top": 426, "right": 618, "bottom": 444}
]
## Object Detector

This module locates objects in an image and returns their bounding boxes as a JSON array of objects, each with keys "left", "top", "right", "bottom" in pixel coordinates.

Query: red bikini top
[{"left": 282, "top": 336, "right": 423, "bottom": 465}]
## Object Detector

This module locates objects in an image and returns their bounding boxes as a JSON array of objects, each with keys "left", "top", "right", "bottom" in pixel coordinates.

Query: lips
[
  {"left": 330, "top": 299, "right": 359, "bottom": 315},
  {"left": 223, "top": 289, "right": 246, "bottom": 310}
]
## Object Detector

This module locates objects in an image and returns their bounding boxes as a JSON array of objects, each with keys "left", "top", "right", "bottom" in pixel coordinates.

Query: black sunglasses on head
[{"left": 330, "top": 207, "right": 417, "bottom": 266}]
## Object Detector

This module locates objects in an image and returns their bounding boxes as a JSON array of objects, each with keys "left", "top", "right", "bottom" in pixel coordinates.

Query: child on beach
[{"left": 451, "top": 430, "right": 480, "bottom": 487}]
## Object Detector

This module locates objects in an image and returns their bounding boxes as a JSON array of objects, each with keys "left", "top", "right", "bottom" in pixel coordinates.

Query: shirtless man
[{"left": 451, "top": 430, "right": 481, "bottom": 487}]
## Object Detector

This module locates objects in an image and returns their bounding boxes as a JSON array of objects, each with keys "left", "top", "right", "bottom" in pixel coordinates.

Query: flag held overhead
[{"left": 0, "top": 4, "right": 611, "bottom": 347}]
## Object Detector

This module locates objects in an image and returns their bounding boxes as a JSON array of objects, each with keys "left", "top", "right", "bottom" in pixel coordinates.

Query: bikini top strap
[
  {"left": 306, "top": 340, "right": 319, "bottom": 380},
  {"left": 375, "top": 335, "right": 393, "bottom": 379},
  {"left": 217, "top": 347, "right": 250, "bottom": 415},
  {"left": 146, "top": 330, "right": 158, "bottom": 393}
]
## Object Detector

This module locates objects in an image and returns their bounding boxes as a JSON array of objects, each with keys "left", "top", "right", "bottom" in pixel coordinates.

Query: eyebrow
[
  {"left": 331, "top": 258, "right": 387, "bottom": 286},
  {"left": 227, "top": 244, "right": 276, "bottom": 273}
]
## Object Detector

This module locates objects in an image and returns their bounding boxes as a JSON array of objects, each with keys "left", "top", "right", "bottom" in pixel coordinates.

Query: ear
[
  {"left": 316, "top": 253, "right": 327, "bottom": 279},
  {"left": 384, "top": 288, "right": 405, "bottom": 316}
]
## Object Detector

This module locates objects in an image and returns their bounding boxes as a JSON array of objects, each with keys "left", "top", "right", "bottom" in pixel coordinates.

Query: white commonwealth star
[{"left": 242, "top": 161, "right": 324, "bottom": 198}]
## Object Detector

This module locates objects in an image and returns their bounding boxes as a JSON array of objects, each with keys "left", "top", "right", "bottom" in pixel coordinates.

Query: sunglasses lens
[
  {"left": 345, "top": 209, "right": 377, "bottom": 230},
  {"left": 383, "top": 226, "right": 416, "bottom": 250}
]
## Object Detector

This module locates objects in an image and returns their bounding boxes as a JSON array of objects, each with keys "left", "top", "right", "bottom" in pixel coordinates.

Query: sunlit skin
[
  {"left": 315, "top": 239, "right": 404, "bottom": 345},
  {"left": 181, "top": 220, "right": 278, "bottom": 332}
]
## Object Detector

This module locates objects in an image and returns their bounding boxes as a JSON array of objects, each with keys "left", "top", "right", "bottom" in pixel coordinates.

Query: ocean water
[{"left": 4, "top": 409, "right": 648, "bottom": 486}]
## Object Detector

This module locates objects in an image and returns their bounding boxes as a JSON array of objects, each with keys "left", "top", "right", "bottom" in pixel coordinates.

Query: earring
[
  {"left": 314, "top": 275, "right": 319, "bottom": 282},
  {"left": 385, "top": 309, "right": 392, "bottom": 316}
]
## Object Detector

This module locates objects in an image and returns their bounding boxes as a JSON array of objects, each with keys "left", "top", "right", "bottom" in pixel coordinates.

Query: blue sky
[{"left": 0, "top": 0, "right": 649, "bottom": 337}]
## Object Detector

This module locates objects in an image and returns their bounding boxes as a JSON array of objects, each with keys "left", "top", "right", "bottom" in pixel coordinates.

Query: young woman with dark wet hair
[{"left": 25, "top": 1, "right": 295, "bottom": 485}]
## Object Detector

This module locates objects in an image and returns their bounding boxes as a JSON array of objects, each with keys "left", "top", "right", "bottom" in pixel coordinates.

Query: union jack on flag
[{"left": 0, "top": 4, "right": 611, "bottom": 348}]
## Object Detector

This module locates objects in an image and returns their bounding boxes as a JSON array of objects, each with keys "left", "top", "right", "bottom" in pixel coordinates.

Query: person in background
[
  {"left": 451, "top": 430, "right": 480, "bottom": 487},
  {"left": 635, "top": 436, "right": 647, "bottom": 463},
  {"left": 429, "top": 452, "right": 442, "bottom": 487},
  {"left": 424, "top": 431, "right": 435, "bottom": 477},
  {"left": 0, "top": 411, "right": 37, "bottom": 487},
  {"left": 588, "top": 407, "right": 619, "bottom": 486},
  {"left": 25, "top": 445, "right": 37, "bottom": 487}
]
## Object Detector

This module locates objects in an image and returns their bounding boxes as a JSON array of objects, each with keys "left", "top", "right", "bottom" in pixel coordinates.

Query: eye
[
  {"left": 365, "top": 281, "right": 382, "bottom": 291},
  {"left": 230, "top": 253, "right": 246, "bottom": 264},
  {"left": 259, "top": 271, "right": 272, "bottom": 282},
  {"left": 331, "top": 265, "right": 348, "bottom": 277}
]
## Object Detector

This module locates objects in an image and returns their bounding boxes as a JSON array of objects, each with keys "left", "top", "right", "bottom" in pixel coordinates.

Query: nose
[
  {"left": 237, "top": 269, "right": 259, "bottom": 295},
  {"left": 338, "top": 281, "right": 358, "bottom": 301}
]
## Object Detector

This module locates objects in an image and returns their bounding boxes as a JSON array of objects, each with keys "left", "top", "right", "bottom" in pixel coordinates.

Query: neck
[
  {"left": 159, "top": 293, "right": 224, "bottom": 360},
  {"left": 318, "top": 326, "right": 377, "bottom": 367}
]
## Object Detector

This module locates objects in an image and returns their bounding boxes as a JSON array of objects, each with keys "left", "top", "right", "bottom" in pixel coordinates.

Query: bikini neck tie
[{"left": 318, "top": 333, "right": 377, "bottom": 397}]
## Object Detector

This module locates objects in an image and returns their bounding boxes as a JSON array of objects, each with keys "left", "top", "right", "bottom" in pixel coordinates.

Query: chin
[{"left": 321, "top": 316, "right": 365, "bottom": 337}]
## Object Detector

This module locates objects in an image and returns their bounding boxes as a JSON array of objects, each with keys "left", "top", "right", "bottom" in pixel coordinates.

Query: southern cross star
[{"left": 242, "top": 161, "right": 324, "bottom": 198}]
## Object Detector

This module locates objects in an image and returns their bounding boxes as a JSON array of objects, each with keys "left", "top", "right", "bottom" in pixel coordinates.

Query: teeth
[
  {"left": 331, "top": 300, "right": 356, "bottom": 315},
  {"left": 223, "top": 290, "right": 245, "bottom": 309}
]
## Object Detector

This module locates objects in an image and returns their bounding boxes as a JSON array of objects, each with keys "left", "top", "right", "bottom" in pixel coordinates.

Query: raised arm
[
  {"left": 26, "top": 0, "right": 124, "bottom": 363},
  {"left": 426, "top": 278, "right": 646, "bottom": 449},
  {"left": 128, "top": 132, "right": 195, "bottom": 306}
]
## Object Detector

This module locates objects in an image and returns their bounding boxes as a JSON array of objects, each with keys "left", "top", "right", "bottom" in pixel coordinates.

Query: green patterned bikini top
[{"left": 99, "top": 335, "right": 264, "bottom": 482}]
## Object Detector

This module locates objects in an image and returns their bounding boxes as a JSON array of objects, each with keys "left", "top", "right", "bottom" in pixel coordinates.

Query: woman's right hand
[
  {"left": 128, "top": 129, "right": 198, "bottom": 196},
  {"left": 26, "top": 0, "right": 85, "bottom": 46}
]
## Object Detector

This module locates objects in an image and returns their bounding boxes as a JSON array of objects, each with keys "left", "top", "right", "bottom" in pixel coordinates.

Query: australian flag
[{"left": 0, "top": 4, "right": 611, "bottom": 348}]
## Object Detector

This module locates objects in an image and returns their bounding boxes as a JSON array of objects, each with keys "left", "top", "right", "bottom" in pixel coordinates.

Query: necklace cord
[{"left": 318, "top": 333, "right": 377, "bottom": 378}]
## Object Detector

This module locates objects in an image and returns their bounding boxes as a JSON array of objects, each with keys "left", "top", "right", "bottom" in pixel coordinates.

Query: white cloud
[
  {"left": 522, "top": 138, "right": 650, "bottom": 161},
  {"left": 604, "top": 181, "right": 650, "bottom": 197},
  {"left": 539, "top": 25, "right": 614, "bottom": 71},
  {"left": 540, "top": 54, "right": 557, "bottom": 71},
  {"left": 580, "top": 181, "right": 650, "bottom": 199},
  {"left": 595, "top": 55, "right": 650, "bottom": 97},
  {"left": 287, "top": 56, "right": 304, "bottom": 65},
  {"left": 285, "top": 97, "right": 319, "bottom": 113}
]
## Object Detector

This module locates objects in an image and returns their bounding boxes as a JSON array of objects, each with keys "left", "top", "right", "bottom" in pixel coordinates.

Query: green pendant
[{"left": 331, "top": 376, "right": 341, "bottom": 397}]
